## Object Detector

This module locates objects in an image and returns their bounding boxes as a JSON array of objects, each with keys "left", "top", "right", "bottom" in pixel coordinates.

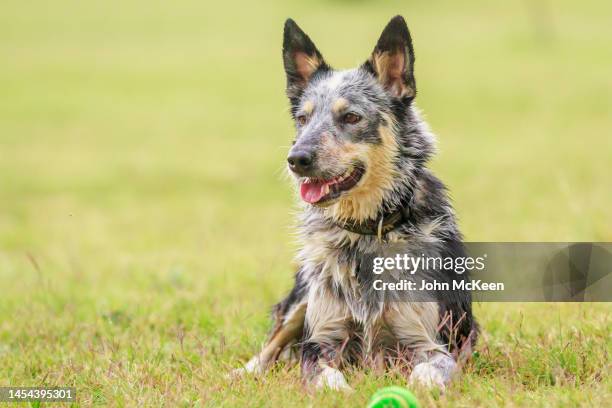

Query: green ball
[{"left": 367, "top": 386, "right": 420, "bottom": 408}]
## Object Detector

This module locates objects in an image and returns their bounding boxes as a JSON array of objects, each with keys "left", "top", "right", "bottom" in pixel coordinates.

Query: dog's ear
[
  {"left": 363, "top": 16, "right": 416, "bottom": 100},
  {"left": 283, "top": 19, "right": 328, "bottom": 102}
]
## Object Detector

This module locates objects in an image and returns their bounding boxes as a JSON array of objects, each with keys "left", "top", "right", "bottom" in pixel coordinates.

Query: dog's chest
[{"left": 298, "top": 229, "right": 392, "bottom": 324}]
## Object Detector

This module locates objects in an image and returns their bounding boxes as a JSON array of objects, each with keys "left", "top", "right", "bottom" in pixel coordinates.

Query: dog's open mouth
[{"left": 300, "top": 166, "right": 365, "bottom": 204}]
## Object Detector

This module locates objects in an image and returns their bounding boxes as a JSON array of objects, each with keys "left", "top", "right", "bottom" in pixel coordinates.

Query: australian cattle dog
[{"left": 234, "top": 16, "right": 478, "bottom": 391}]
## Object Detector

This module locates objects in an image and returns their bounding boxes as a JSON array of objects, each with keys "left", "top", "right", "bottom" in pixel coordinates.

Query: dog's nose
[{"left": 287, "top": 150, "right": 314, "bottom": 174}]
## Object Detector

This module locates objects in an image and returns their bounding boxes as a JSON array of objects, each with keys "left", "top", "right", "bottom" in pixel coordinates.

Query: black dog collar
[{"left": 335, "top": 207, "right": 406, "bottom": 237}]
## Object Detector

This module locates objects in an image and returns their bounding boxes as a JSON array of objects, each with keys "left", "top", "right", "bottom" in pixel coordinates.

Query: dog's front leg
[
  {"left": 386, "top": 302, "right": 457, "bottom": 390},
  {"left": 300, "top": 286, "right": 352, "bottom": 391},
  {"left": 300, "top": 341, "right": 351, "bottom": 391},
  {"left": 238, "top": 302, "right": 305, "bottom": 375},
  {"left": 232, "top": 277, "right": 308, "bottom": 377}
]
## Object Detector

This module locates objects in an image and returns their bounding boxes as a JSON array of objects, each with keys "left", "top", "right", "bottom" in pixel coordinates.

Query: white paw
[
  {"left": 409, "top": 362, "right": 446, "bottom": 390},
  {"left": 314, "top": 366, "right": 352, "bottom": 391},
  {"left": 227, "top": 367, "right": 246, "bottom": 379},
  {"left": 228, "top": 356, "right": 263, "bottom": 379}
]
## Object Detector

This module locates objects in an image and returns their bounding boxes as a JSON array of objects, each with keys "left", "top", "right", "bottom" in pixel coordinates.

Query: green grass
[{"left": 0, "top": 0, "right": 610, "bottom": 406}]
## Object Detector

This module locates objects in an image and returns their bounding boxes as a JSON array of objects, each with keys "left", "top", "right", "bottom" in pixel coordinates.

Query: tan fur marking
[
  {"left": 332, "top": 98, "right": 349, "bottom": 115},
  {"left": 372, "top": 51, "right": 414, "bottom": 98},
  {"left": 303, "top": 100, "right": 315, "bottom": 115},
  {"left": 373, "top": 52, "right": 392, "bottom": 87},
  {"left": 327, "top": 115, "right": 400, "bottom": 222},
  {"left": 251, "top": 302, "right": 306, "bottom": 371},
  {"left": 295, "top": 52, "right": 321, "bottom": 82}
]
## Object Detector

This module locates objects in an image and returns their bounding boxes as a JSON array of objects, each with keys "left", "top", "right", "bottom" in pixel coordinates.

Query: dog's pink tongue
[{"left": 300, "top": 181, "right": 327, "bottom": 203}]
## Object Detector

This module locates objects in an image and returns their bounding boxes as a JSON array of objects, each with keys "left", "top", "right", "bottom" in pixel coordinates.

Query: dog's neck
[{"left": 332, "top": 189, "right": 413, "bottom": 236}]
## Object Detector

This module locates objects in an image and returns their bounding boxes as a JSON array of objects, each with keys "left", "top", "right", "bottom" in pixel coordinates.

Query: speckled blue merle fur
[{"left": 233, "top": 16, "right": 478, "bottom": 391}]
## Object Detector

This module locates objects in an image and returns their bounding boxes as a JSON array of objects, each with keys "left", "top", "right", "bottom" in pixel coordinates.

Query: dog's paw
[
  {"left": 227, "top": 356, "right": 263, "bottom": 379},
  {"left": 409, "top": 362, "right": 447, "bottom": 390},
  {"left": 314, "top": 366, "right": 352, "bottom": 392},
  {"left": 227, "top": 367, "right": 246, "bottom": 380}
]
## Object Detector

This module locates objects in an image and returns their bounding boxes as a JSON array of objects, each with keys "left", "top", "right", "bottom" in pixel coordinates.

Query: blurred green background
[{"left": 0, "top": 0, "right": 610, "bottom": 406}]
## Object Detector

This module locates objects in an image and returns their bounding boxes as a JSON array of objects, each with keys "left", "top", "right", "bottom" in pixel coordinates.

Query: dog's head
[{"left": 283, "top": 16, "right": 425, "bottom": 222}]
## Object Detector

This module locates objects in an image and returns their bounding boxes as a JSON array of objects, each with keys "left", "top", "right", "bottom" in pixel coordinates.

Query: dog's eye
[
  {"left": 343, "top": 113, "right": 361, "bottom": 124},
  {"left": 296, "top": 115, "right": 308, "bottom": 126}
]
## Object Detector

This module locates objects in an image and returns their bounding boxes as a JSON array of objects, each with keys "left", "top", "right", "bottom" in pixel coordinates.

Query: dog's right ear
[{"left": 283, "top": 19, "right": 328, "bottom": 104}]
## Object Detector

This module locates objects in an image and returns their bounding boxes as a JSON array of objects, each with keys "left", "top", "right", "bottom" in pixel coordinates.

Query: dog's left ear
[
  {"left": 283, "top": 19, "right": 328, "bottom": 102},
  {"left": 363, "top": 16, "right": 416, "bottom": 100}
]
